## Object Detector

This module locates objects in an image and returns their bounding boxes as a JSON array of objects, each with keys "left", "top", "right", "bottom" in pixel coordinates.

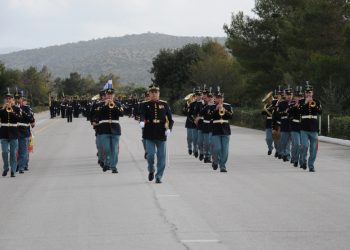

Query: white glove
[
  {"left": 140, "top": 121, "right": 145, "bottom": 128},
  {"left": 165, "top": 129, "right": 171, "bottom": 137}
]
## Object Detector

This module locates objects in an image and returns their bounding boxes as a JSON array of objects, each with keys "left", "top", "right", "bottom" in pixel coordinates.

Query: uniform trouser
[
  {"left": 300, "top": 131, "right": 318, "bottom": 169},
  {"left": 274, "top": 137, "right": 281, "bottom": 155},
  {"left": 192, "top": 128, "right": 199, "bottom": 153},
  {"left": 202, "top": 132, "right": 212, "bottom": 158},
  {"left": 145, "top": 139, "right": 166, "bottom": 180},
  {"left": 67, "top": 114, "right": 72, "bottom": 122},
  {"left": 57, "top": 108, "right": 60, "bottom": 116},
  {"left": 96, "top": 135, "right": 103, "bottom": 163},
  {"left": 186, "top": 128, "right": 194, "bottom": 151},
  {"left": 211, "top": 135, "right": 230, "bottom": 170},
  {"left": 280, "top": 132, "right": 291, "bottom": 159},
  {"left": 18, "top": 137, "right": 29, "bottom": 171},
  {"left": 265, "top": 128, "right": 273, "bottom": 151},
  {"left": 100, "top": 134, "right": 120, "bottom": 170},
  {"left": 1, "top": 139, "right": 18, "bottom": 173},
  {"left": 197, "top": 130, "right": 204, "bottom": 154},
  {"left": 290, "top": 131, "right": 301, "bottom": 164}
]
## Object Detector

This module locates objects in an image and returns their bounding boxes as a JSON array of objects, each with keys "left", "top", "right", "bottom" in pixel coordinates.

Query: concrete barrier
[{"left": 319, "top": 136, "right": 350, "bottom": 147}]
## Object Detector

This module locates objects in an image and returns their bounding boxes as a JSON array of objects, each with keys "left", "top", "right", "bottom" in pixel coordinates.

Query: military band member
[
  {"left": 200, "top": 90, "right": 215, "bottom": 163},
  {"left": 140, "top": 83, "right": 174, "bottom": 183},
  {"left": 288, "top": 87, "right": 303, "bottom": 167},
  {"left": 210, "top": 89, "right": 233, "bottom": 172},
  {"left": 299, "top": 83, "right": 322, "bottom": 172},
  {"left": 66, "top": 98, "right": 73, "bottom": 123},
  {"left": 0, "top": 89, "right": 21, "bottom": 177},
  {"left": 184, "top": 89, "right": 196, "bottom": 155},
  {"left": 60, "top": 99, "right": 66, "bottom": 118},
  {"left": 14, "top": 91, "right": 35, "bottom": 173},
  {"left": 49, "top": 97, "right": 56, "bottom": 118},
  {"left": 272, "top": 88, "right": 283, "bottom": 158},
  {"left": 261, "top": 91, "right": 274, "bottom": 155},
  {"left": 140, "top": 92, "right": 150, "bottom": 159},
  {"left": 91, "top": 90, "right": 106, "bottom": 168},
  {"left": 189, "top": 89, "right": 203, "bottom": 158},
  {"left": 94, "top": 88, "right": 123, "bottom": 173}
]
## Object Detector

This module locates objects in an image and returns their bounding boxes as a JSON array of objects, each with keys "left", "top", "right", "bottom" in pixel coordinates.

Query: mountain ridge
[{"left": 0, "top": 33, "right": 226, "bottom": 83}]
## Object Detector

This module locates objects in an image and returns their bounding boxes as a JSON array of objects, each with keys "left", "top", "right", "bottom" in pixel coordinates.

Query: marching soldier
[
  {"left": 261, "top": 91, "right": 274, "bottom": 155},
  {"left": 272, "top": 88, "right": 283, "bottom": 159},
  {"left": 60, "top": 98, "right": 66, "bottom": 118},
  {"left": 139, "top": 92, "right": 150, "bottom": 159},
  {"left": 0, "top": 89, "right": 21, "bottom": 177},
  {"left": 288, "top": 86, "right": 303, "bottom": 167},
  {"left": 210, "top": 88, "right": 233, "bottom": 172},
  {"left": 299, "top": 83, "right": 322, "bottom": 172},
  {"left": 140, "top": 83, "right": 174, "bottom": 183},
  {"left": 14, "top": 90, "right": 35, "bottom": 173},
  {"left": 66, "top": 98, "right": 73, "bottom": 123},
  {"left": 94, "top": 88, "right": 123, "bottom": 173},
  {"left": 49, "top": 97, "right": 56, "bottom": 118},
  {"left": 187, "top": 89, "right": 202, "bottom": 158},
  {"left": 184, "top": 89, "right": 196, "bottom": 155},
  {"left": 200, "top": 90, "right": 216, "bottom": 163}
]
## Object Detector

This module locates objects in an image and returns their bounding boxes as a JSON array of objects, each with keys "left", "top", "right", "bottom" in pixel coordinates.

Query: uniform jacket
[
  {"left": 140, "top": 100, "right": 174, "bottom": 141},
  {"left": 0, "top": 105, "right": 22, "bottom": 139},
  {"left": 210, "top": 103, "right": 233, "bottom": 136}
]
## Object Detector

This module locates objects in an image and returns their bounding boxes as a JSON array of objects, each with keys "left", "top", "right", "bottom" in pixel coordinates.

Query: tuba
[{"left": 262, "top": 91, "right": 274, "bottom": 116}]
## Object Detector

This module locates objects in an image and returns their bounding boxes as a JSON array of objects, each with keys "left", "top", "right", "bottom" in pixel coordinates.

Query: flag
[{"left": 103, "top": 79, "right": 113, "bottom": 90}]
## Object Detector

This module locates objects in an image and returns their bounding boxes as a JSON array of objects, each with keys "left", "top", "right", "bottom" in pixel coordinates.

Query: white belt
[
  {"left": 203, "top": 120, "right": 211, "bottom": 123},
  {"left": 301, "top": 115, "right": 317, "bottom": 119},
  {"left": 99, "top": 120, "right": 119, "bottom": 124},
  {"left": 0, "top": 123, "right": 17, "bottom": 127},
  {"left": 266, "top": 117, "right": 272, "bottom": 120},
  {"left": 292, "top": 119, "right": 300, "bottom": 123},
  {"left": 213, "top": 119, "right": 229, "bottom": 124},
  {"left": 281, "top": 116, "right": 288, "bottom": 119},
  {"left": 18, "top": 123, "right": 30, "bottom": 127}
]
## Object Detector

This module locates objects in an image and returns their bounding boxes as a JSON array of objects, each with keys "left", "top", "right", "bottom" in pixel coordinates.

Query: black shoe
[
  {"left": 278, "top": 154, "right": 282, "bottom": 159},
  {"left": 2, "top": 170, "right": 8, "bottom": 177},
  {"left": 16, "top": 166, "right": 19, "bottom": 172},
  {"left": 188, "top": 150, "right": 192, "bottom": 155},
  {"left": 268, "top": 150, "right": 272, "bottom": 155},
  {"left": 309, "top": 168, "right": 315, "bottom": 172},
  {"left": 144, "top": 153, "right": 148, "bottom": 159},
  {"left": 301, "top": 163, "right": 307, "bottom": 170},
  {"left": 19, "top": 170, "right": 24, "bottom": 174},
  {"left": 212, "top": 163, "right": 218, "bottom": 170},
  {"left": 99, "top": 161, "right": 104, "bottom": 168},
  {"left": 155, "top": 178, "right": 162, "bottom": 184},
  {"left": 24, "top": 167, "right": 29, "bottom": 171},
  {"left": 103, "top": 166, "right": 110, "bottom": 172},
  {"left": 199, "top": 154, "right": 204, "bottom": 161},
  {"left": 194, "top": 152, "right": 199, "bottom": 158},
  {"left": 11, "top": 172, "right": 15, "bottom": 177},
  {"left": 283, "top": 156, "right": 288, "bottom": 162},
  {"left": 274, "top": 152, "right": 278, "bottom": 158},
  {"left": 220, "top": 169, "right": 227, "bottom": 173},
  {"left": 294, "top": 162, "right": 298, "bottom": 167},
  {"left": 204, "top": 158, "right": 212, "bottom": 163},
  {"left": 112, "top": 169, "right": 118, "bottom": 174},
  {"left": 148, "top": 172, "right": 154, "bottom": 181}
]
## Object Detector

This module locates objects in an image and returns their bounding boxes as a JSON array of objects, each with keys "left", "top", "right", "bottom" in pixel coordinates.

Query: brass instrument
[
  {"left": 6, "top": 105, "right": 13, "bottom": 113},
  {"left": 262, "top": 91, "right": 274, "bottom": 104},
  {"left": 309, "top": 100, "right": 316, "bottom": 108},
  {"left": 219, "top": 107, "right": 225, "bottom": 116},
  {"left": 107, "top": 100, "right": 115, "bottom": 109}
]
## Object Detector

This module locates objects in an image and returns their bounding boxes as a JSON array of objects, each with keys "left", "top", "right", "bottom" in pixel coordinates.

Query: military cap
[{"left": 148, "top": 83, "right": 160, "bottom": 91}]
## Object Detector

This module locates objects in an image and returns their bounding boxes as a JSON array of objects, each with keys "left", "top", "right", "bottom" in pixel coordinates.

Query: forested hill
[{"left": 0, "top": 33, "right": 225, "bottom": 83}]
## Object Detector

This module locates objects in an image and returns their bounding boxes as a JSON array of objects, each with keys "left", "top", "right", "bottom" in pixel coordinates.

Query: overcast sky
[{"left": 0, "top": 0, "right": 255, "bottom": 51}]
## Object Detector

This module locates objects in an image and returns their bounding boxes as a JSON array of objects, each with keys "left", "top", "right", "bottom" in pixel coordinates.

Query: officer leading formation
[
  {"left": 262, "top": 82, "right": 322, "bottom": 172},
  {"left": 0, "top": 88, "right": 35, "bottom": 178}
]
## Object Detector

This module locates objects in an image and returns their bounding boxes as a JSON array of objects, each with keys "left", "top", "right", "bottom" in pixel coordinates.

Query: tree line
[{"left": 151, "top": 0, "right": 350, "bottom": 115}]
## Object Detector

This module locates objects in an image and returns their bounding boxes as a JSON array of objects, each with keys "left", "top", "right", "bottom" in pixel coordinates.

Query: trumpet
[
  {"left": 219, "top": 107, "right": 225, "bottom": 116},
  {"left": 309, "top": 100, "right": 316, "bottom": 108},
  {"left": 106, "top": 99, "right": 115, "bottom": 109},
  {"left": 3, "top": 104, "right": 13, "bottom": 113}
]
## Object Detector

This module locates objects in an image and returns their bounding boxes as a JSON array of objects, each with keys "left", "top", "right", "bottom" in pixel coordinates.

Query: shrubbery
[{"left": 329, "top": 116, "right": 350, "bottom": 140}]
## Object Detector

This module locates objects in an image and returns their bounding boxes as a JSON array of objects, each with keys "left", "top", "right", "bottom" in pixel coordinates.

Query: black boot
[
  {"left": 212, "top": 163, "right": 218, "bottom": 170},
  {"left": 274, "top": 152, "right": 278, "bottom": 158},
  {"left": 268, "top": 150, "right": 272, "bottom": 155},
  {"left": 194, "top": 152, "right": 199, "bottom": 158},
  {"left": 199, "top": 154, "right": 204, "bottom": 161},
  {"left": 188, "top": 150, "right": 192, "bottom": 155},
  {"left": 2, "top": 170, "right": 8, "bottom": 177},
  {"left": 294, "top": 161, "right": 298, "bottom": 167},
  {"left": 11, "top": 172, "right": 15, "bottom": 177}
]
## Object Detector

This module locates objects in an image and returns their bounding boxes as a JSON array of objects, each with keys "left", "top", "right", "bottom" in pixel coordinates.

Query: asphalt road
[{"left": 0, "top": 112, "right": 349, "bottom": 250}]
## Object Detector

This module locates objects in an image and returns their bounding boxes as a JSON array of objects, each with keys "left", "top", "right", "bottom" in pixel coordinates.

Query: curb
[{"left": 318, "top": 136, "right": 350, "bottom": 147}]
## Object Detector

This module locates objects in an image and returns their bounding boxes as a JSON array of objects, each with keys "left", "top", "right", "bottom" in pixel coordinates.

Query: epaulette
[{"left": 159, "top": 100, "right": 168, "bottom": 103}]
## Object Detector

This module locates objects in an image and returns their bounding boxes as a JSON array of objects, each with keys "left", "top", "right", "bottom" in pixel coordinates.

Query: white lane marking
[
  {"left": 181, "top": 239, "right": 220, "bottom": 243},
  {"left": 157, "top": 194, "right": 180, "bottom": 198}
]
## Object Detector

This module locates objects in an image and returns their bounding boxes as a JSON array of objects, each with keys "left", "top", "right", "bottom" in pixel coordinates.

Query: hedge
[{"left": 329, "top": 116, "right": 350, "bottom": 140}]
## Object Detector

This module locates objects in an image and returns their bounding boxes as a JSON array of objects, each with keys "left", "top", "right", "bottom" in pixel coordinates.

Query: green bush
[
  {"left": 231, "top": 108, "right": 265, "bottom": 130},
  {"left": 32, "top": 106, "right": 49, "bottom": 113},
  {"left": 329, "top": 116, "right": 350, "bottom": 140}
]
